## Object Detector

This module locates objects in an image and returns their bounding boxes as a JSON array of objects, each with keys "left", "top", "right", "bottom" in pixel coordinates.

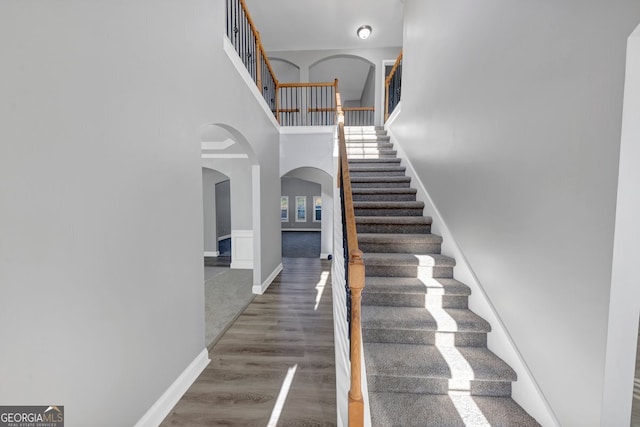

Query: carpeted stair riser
[
  {"left": 350, "top": 176, "right": 411, "bottom": 189},
  {"left": 349, "top": 158, "right": 401, "bottom": 166},
  {"left": 346, "top": 142, "right": 394, "bottom": 149},
  {"left": 355, "top": 216, "right": 432, "bottom": 234},
  {"left": 363, "top": 328, "right": 487, "bottom": 347},
  {"left": 352, "top": 188, "right": 417, "bottom": 202},
  {"left": 358, "top": 233, "right": 442, "bottom": 254},
  {"left": 364, "top": 343, "right": 517, "bottom": 397},
  {"left": 361, "top": 305, "right": 490, "bottom": 346},
  {"left": 367, "top": 375, "right": 512, "bottom": 397},
  {"left": 350, "top": 167, "right": 407, "bottom": 177},
  {"left": 346, "top": 135, "right": 391, "bottom": 142},
  {"left": 354, "top": 201, "right": 425, "bottom": 217},
  {"left": 366, "top": 265, "right": 454, "bottom": 278},
  {"left": 363, "top": 291, "right": 469, "bottom": 309},
  {"left": 368, "top": 393, "right": 541, "bottom": 427}
]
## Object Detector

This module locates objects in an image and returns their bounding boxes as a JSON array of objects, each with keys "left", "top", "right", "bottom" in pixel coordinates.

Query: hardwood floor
[{"left": 162, "top": 258, "right": 337, "bottom": 427}]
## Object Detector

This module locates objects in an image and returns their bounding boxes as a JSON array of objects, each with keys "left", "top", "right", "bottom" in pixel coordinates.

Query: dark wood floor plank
[{"left": 161, "top": 258, "right": 337, "bottom": 426}]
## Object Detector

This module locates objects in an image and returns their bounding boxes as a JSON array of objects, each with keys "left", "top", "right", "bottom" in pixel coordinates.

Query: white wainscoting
[{"left": 231, "top": 229, "right": 253, "bottom": 269}]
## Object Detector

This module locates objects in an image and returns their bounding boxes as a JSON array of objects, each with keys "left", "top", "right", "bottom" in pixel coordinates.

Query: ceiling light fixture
[{"left": 357, "top": 25, "right": 372, "bottom": 40}]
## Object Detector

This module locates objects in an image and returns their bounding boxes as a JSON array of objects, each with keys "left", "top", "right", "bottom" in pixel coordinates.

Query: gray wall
[
  {"left": 392, "top": 1, "right": 640, "bottom": 425},
  {"left": 281, "top": 177, "right": 321, "bottom": 230},
  {"left": 203, "top": 168, "right": 229, "bottom": 253},
  {"left": 0, "top": 0, "right": 281, "bottom": 425},
  {"left": 360, "top": 65, "right": 376, "bottom": 107}
]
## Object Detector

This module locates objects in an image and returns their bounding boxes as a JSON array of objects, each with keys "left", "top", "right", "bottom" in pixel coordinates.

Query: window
[
  {"left": 280, "top": 196, "right": 289, "bottom": 222},
  {"left": 295, "top": 196, "right": 306, "bottom": 222},
  {"left": 313, "top": 196, "right": 322, "bottom": 222}
]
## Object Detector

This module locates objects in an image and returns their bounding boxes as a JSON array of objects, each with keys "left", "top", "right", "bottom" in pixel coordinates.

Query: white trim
[
  {"left": 204, "top": 251, "right": 219, "bottom": 257},
  {"left": 386, "top": 100, "right": 402, "bottom": 124},
  {"left": 230, "top": 229, "right": 254, "bottom": 270},
  {"left": 201, "top": 153, "right": 249, "bottom": 159},
  {"left": 281, "top": 228, "right": 321, "bottom": 232},
  {"left": 135, "top": 348, "right": 210, "bottom": 427},
  {"left": 201, "top": 139, "right": 235, "bottom": 151},
  {"left": 279, "top": 126, "right": 335, "bottom": 135},
  {"left": 320, "top": 253, "right": 331, "bottom": 259},
  {"left": 386, "top": 120, "right": 559, "bottom": 427},
  {"left": 252, "top": 263, "right": 283, "bottom": 295},
  {"left": 223, "top": 36, "right": 279, "bottom": 130}
]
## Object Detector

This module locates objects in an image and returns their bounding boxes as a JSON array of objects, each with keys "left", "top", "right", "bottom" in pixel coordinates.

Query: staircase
[{"left": 345, "top": 126, "right": 540, "bottom": 427}]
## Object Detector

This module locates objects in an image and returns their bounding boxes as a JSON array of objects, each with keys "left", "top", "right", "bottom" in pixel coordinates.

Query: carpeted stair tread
[
  {"left": 349, "top": 165, "right": 406, "bottom": 173},
  {"left": 352, "top": 188, "right": 417, "bottom": 195},
  {"left": 348, "top": 158, "right": 401, "bottom": 164},
  {"left": 362, "top": 306, "right": 491, "bottom": 333},
  {"left": 358, "top": 232, "right": 442, "bottom": 244},
  {"left": 350, "top": 176, "right": 411, "bottom": 188},
  {"left": 358, "top": 233, "right": 443, "bottom": 254},
  {"left": 353, "top": 200, "right": 424, "bottom": 209},
  {"left": 355, "top": 215, "right": 431, "bottom": 225},
  {"left": 345, "top": 135, "right": 391, "bottom": 142},
  {"left": 363, "top": 252, "right": 455, "bottom": 267},
  {"left": 363, "top": 276, "right": 471, "bottom": 296},
  {"left": 368, "top": 393, "right": 541, "bottom": 427},
  {"left": 364, "top": 343, "right": 517, "bottom": 382}
]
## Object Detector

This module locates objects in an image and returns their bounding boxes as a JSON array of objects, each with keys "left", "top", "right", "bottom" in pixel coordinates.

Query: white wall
[
  {"left": 392, "top": 1, "right": 640, "bottom": 425},
  {"left": 0, "top": 0, "right": 282, "bottom": 425},
  {"left": 601, "top": 23, "right": 640, "bottom": 427}
]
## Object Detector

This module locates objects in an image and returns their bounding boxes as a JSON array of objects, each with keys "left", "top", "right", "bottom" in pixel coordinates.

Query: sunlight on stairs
[{"left": 345, "top": 125, "right": 540, "bottom": 426}]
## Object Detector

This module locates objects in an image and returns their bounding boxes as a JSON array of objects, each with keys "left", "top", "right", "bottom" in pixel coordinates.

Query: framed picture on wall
[
  {"left": 295, "top": 196, "right": 306, "bottom": 222},
  {"left": 281, "top": 196, "right": 289, "bottom": 222}
]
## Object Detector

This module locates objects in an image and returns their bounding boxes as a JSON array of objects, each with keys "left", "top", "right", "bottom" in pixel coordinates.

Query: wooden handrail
[
  {"left": 343, "top": 107, "right": 375, "bottom": 112},
  {"left": 278, "top": 81, "right": 337, "bottom": 88},
  {"left": 336, "top": 95, "right": 366, "bottom": 427},
  {"left": 237, "top": 0, "right": 278, "bottom": 113},
  {"left": 385, "top": 50, "right": 403, "bottom": 122}
]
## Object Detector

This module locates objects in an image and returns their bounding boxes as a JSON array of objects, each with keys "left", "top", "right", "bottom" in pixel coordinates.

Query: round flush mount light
[{"left": 357, "top": 25, "right": 372, "bottom": 40}]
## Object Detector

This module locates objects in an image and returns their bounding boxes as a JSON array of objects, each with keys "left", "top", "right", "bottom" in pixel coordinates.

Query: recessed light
[{"left": 357, "top": 25, "right": 372, "bottom": 40}]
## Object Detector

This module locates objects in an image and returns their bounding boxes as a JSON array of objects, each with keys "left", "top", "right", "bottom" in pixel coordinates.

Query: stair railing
[
  {"left": 384, "top": 51, "right": 403, "bottom": 122},
  {"left": 343, "top": 107, "right": 375, "bottom": 126},
  {"left": 226, "top": 0, "right": 279, "bottom": 114},
  {"left": 336, "top": 94, "right": 366, "bottom": 427},
  {"left": 277, "top": 80, "right": 339, "bottom": 126}
]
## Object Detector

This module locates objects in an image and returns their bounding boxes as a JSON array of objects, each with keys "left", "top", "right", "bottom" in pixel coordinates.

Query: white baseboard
[
  {"left": 320, "top": 253, "right": 331, "bottom": 259},
  {"left": 204, "top": 251, "right": 219, "bottom": 257},
  {"left": 252, "top": 263, "right": 283, "bottom": 295},
  {"left": 281, "top": 228, "right": 321, "bottom": 232},
  {"left": 135, "top": 348, "right": 210, "bottom": 427}
]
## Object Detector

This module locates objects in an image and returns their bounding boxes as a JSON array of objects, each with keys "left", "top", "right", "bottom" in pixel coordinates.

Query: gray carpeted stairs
[{"left": 345, "top": 126, "right": 540, "bottom": 427}]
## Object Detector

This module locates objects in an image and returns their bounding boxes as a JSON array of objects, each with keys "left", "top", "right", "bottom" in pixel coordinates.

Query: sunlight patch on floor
[
  {"left": 450, "top": 394, "right": 491, "bottom": 426},
  {"left": 267, "top": 364, "right": 298, "bottom": 427},
  {"left": 314, "top": 271, "right": 330, "bottom": 311}
]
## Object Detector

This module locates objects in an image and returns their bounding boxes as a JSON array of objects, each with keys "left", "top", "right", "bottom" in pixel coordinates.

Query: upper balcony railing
[
  {"left": 226, "top": 0, "right": 374, "bottom": 127},
  {"left": 385, "top": 51, "right": 403, "bottom": 122}
]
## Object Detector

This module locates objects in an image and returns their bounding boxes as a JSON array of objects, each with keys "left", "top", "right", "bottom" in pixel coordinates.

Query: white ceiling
[{"left": 244, "top": 0, "right": 404, "bottom": 51}]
